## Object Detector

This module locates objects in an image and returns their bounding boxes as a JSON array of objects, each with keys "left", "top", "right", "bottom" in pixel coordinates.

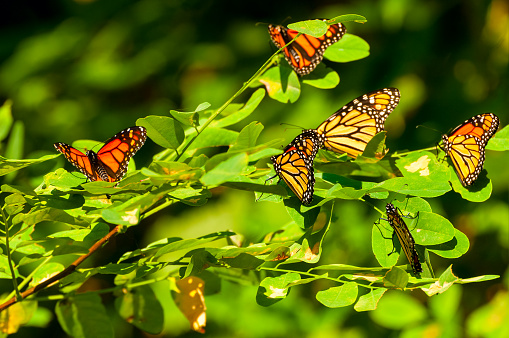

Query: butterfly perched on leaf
[
  {"left": 268, "top": 20, "right": 346, "bottom": 75},
  {"left": 441, "top": 113, "right": 499, "bottom": 187},
  {"left": 268, "top": 130, "right": 323, "bottom": 205},
  {"left": 309, "top": 88, "right": 400, "bottom": 158},
  {"left": 377, "top": 203, "right": 422, "bottom": 275},
  {"left": 54, "top": 126, "right": 147, "bottom": 182}
]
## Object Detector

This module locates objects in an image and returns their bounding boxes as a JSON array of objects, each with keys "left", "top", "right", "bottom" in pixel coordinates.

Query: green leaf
[
  {"left": 30, "top": 262, "right": 64, "bottom": 287},
  {"left": 282, "top": 201, "right": 333, "bottom": 264},
  {"left": 287, "top": 19, "right": 328, "bottom": 37},
  {"left": 486, "top": 124, "right": 509, "bottom": 151},
  {"left": 0, "top": 154, "right": 60, "bottom": 176},
  {"left": 302, "top": 67, "right": 340, "bottom": 89},
  {"left": 412, "top": 211, "right": 455, "bottom": 245},
  {"left": 55, "top": 293, "right": 114, "bottom": 338},
  {"left": 137, "top": 115, "right": 185, "bottom": 149},
  {"left": 12, "top": 207, "right": 89, "bottom": 227},
  {"left": 200, "top": 153, "right": 248, "bottom": 186},
  {"left": 189, "top": 127, "right": 238, "bottom": 150},
  {"left": 329, "top": 14, "right": 368, "bottom": 24},
  {"left": 101, "top": 208, "right": 140, "bottom": 226},
  {"left": 427, "top": 228, "right": 470, "bottom": 258},
  {"left": 448, "top": 166, "right": 493, "bottom": 202},
  {"left": 370, "top": 291, "right": 427, "bottom": 329},
  {"left": 421, "top": 265, "right": 459, "bottom": 296},
  {"left": 184, "top": 250, "right": 217, "bottom": 277},
  {"left": 154, "top": 234, "right": 230, "bottom": 259},
  {"left": 258, "top": 66, "right": 300, "bottom": 103},
  {"left": 229, "top": 121, "right": 264, "bottom": 152},
  {"left": 5, "top": 120, "right": 24, "bottom": 161},
  {"left": 284, "top": 197, "right": 321, "bottom": 229},
  {"left": 324, "top": 34, "right": 370, "bottom": 63},
  {"left": 354, "top": 288, "right": 387, "bottom": 312},
  {"left": 0, "top": 99, "right": 13, "bottom": 141},
  {"left": 115, "top": 285, "right": 164, "bottom": 334},
  {"left": 383, "top": 266, "right": 409, "bottom": 289},
  {"left": 212, "top": 88, "right": 265, "bottom": 128},
  {"left": 256, "top": 272, "right": 301, "bottom": 306},
  {"left": 4, "top": 193, "right": 26, "bottom": 215},
  {"left": 44, "top": 168, "right": 87, "bottom": 190},
  {"left": 315, "top": 282, "right": 358, "bottom": 308},
  {"left": 170, "top": 102, "right": 210, "bottom": 127}
]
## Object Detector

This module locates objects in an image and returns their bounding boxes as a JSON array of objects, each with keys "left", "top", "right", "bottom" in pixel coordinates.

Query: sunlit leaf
[
  {"left": 137, "top": 115, "right": 185, "bottom": 149},
  {"left": 354, "top": 288, "right": 387, "bottom": 312},
  {"left": 324, "top": 34, "right": 370, "bottom": 62},
  {"left": 0, "top": 154, "right": 60, "bottom": 177},
  {"left": 258, "top": 66, "right": 300, "bottom": 103},
  {"left": 315, "top": 282, "right": 358, "bottom": 308},
  {"left": 287, "top": 20, "right": 327, "bottom": 37}
]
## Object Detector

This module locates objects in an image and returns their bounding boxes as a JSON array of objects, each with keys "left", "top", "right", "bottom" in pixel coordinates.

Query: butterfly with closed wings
[
  {"left": 440, "top": 113, "right": 499, "bottom": 187},
  {"left": 376, "top": 203, "right": 423, "bottom": 275},
  {"left": 54, "top": 126, "right": 147, "bottom": 182},
  {"left": 268, "top": 20, "right": 346, "bottom": 76},
  {"left": 268, "top": 130, "right": 324, "bottom": 205}
]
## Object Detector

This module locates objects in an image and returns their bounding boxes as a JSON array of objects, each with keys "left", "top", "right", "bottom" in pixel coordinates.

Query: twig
[{"left": 0, "top": 224, "right": 122, "bottom": 312}]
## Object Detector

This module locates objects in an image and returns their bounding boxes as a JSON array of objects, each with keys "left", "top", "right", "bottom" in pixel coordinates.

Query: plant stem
[
  {"left": 0, "top": 207, "right": 21, "bottom": 300},
  {"left": 174, "top": 35, "right": 299, "bottom": 162}
]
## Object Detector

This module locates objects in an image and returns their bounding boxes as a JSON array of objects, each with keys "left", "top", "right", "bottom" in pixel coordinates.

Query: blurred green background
[{"left": 1, "top": 0, "right": 507, "bottom": 337}]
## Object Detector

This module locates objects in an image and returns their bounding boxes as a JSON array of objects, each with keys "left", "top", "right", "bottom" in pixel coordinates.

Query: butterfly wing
[
  {"left": 283, "top": 130, "right": 324, "bottom": 163},
  {"left": 268, "top": 21, "right": 346, "bottom": 75},
  {"left": 96, "top": 126, "right": 147, "bottom": 181},
  {"left": 385, "top": 203, "right": 422, "bottom": 275},
  {"left": 315, "top": 88, "right": 400, "bottom": 158},
  {"left": 441, "top": 113, "right": 499, "bottom": 186},
  {"left": 54, "top": 142, "right": 98, "bottom": 181}
]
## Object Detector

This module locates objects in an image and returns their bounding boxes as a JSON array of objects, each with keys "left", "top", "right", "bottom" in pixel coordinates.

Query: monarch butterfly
[
  {"left": 377, "top": 203, "right": 422, "bottom": 275},
  {"left": 54, "top": 126, "right": 147, "bottom": 182},
  {"left": 268, "top": 20, "right": 346, "bottom": 75},
  {"left": 441, "top": 113, "right": 499, "bottom": 187},
  {"left": 268, "top": 131, "right": 323, "bottom": 205},
  {"left": 310, "top": 88, "right": 400, "bottom": 158}
]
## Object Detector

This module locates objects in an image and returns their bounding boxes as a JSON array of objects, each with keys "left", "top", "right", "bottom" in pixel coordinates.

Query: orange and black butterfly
[
  {"left": 54, "top": 126, "right": 147, "bottom": 182},
  {"left": 441, "top": 113, "right": 499, "bottom": 186},
  {"left": 377, "top": 203, "right": 422, "bottom": 275},
  {"left": 268, "top": 130, "right": 323, "bottom": 205},
  {"left": 309, "top": 88, "right": 400, "bottom": 158},
  {"left": 268, "top": 20, "right": 346, "bottom": 75}
]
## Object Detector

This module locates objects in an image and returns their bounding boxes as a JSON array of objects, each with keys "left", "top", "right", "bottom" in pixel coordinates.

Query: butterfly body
[
  {"left": 384, "top": 203, "right": 422, "bottom": 275},
  {"left": 312, "top": 88, "right": 400, "bottom": 158},
  {"left": 269, "top": 130, "right": 323, "bottom": 205},
  {"left": 55, "top": 126, "right": 147, "bottom": 182},
  {"left": 268, "top": 20, "right": 346, "bottom": 75},
  {"left": 441, "top": 113, "right": 499, "bottom": 186}
]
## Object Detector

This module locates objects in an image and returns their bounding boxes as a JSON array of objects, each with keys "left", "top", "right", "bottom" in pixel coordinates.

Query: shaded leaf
[
  {"left": 55, "top": 293, "right": 114, "bottom": 338},
  {"left": 115, "top": 285, "right": 164, "bottom": 334}
]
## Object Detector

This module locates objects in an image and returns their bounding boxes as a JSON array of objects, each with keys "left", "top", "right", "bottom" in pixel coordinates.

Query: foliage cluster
[{"left": 0, "top": 11, "right": 507, "bottom": 338}]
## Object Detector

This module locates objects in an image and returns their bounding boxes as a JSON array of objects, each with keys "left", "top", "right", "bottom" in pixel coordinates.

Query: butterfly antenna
[
  {"left": 415, "top": 124, "right": 442, "bottom": 135},
  {"left": 280, "top": 122, "right": 305, "bottom": 131}
]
